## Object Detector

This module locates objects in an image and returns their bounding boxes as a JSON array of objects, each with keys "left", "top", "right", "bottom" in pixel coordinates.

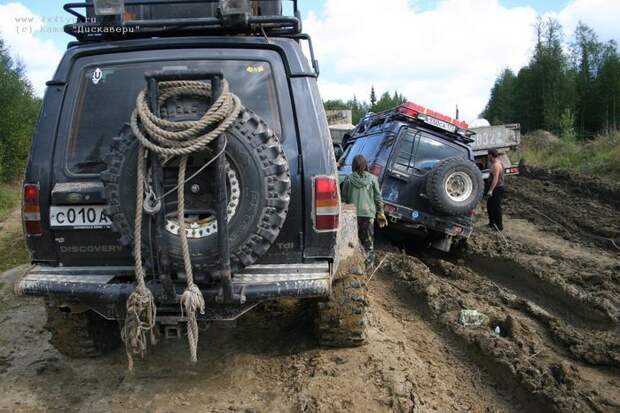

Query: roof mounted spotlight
[
  {"left": 218, "top": 0, "right": 251, "bottom": 28},
  {"left": 93, "top": 0, "right": 125, "bottom": 16}
]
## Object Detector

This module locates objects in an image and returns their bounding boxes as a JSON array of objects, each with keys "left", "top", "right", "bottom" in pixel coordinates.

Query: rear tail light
[
  {"left": 369, "top": 164, "right": 383, "bottom": 177},
  {"left": 384, "top": 204, "right": 397, "bottom": 214},
  {"left": 505, "top": 167, "right": 519, "bottom": 175},
  {"left": 23, "top": 184, "right": 42, "bottom": 236},
  {"left": 314, "top": 176, "right": 340, "bottom": 231}
]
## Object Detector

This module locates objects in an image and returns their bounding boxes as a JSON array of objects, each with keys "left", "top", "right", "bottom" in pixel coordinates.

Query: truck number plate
[
  {"left": 422, "top": 115, "right": 457, "bottom": 133},
  {"left": 50, "top": 205, "right": 112, "bottom": 229}
]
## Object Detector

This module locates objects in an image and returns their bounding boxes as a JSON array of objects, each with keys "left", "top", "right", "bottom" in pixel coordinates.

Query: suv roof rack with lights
[
  {"left": 354, "top": 101, "right": 475, "bottom": 145},
  {"left": 64, "top": 0, "right": 302, "bottom": 41}
]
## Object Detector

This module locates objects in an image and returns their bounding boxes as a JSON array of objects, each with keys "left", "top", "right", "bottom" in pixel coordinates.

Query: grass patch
[
  {"left": 0, "top": 235, "right": 29, "bottom": 273},
  {"left": 0, "top": 184, "right": 29, "bottom": 272},
  {"left": 0, "top": 183, "right": 20, "bottom": 221},
  {"left": 516, "top": 133, "right": 620, "bottom": 181}
]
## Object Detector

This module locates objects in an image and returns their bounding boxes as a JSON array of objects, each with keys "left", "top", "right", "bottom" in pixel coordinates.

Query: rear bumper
[
  {"left": 384, "top": 202, "right": 473, "bottom": 238},
  {"left": 17, "top": 263, "right": 331, "bottom": 319}
]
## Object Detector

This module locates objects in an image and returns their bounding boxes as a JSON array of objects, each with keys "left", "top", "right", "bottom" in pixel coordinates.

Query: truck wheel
[
  {"left": 316, "top": 274, "right": 369, "bottom": 347},
  {"left": 426, "top": 157, "right": 484, "bottom": 216},
  {"left": 45, "top": 305, "right": 121, "bottom": 358},
  {"left": 102, "top": 108, "right": 291, "bottom": 272}
]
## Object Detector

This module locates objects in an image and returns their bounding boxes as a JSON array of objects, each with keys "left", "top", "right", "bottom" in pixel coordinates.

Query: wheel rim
[
  {"left": 444, "top": 171, "right": 473, "bottom": 203},
  {"left": 165, "top": 159, "right": 241, "bottom": 239}
]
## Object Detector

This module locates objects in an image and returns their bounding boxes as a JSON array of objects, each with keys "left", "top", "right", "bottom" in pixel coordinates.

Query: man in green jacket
[{"left": 341, "top": 154, "right": 388, "bottom": 268}]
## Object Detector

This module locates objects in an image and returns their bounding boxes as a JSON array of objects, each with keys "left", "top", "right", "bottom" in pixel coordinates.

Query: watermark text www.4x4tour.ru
[{"left": 12, "top": 16, "right": 140, "bottom": 35}]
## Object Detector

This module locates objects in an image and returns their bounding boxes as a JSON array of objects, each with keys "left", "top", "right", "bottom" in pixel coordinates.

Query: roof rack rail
[
  {"left": 64, "top": 0, "right": 302, "bottom": 41},
  {"left": 356, "top": 102, "right": 475, "bottom": 144}
]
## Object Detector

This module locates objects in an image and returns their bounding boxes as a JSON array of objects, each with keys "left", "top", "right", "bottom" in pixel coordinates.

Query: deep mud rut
[{"left": 1, "top": 173, "right": 618, "bottom": 412}]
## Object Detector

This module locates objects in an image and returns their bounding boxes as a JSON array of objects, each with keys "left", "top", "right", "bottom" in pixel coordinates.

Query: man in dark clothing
[
  {"left": 486, "top": 149, "right": 505, "bottom": 231},
  {"left": 341, "top": 155, "right": 387, "bottom": 267}
]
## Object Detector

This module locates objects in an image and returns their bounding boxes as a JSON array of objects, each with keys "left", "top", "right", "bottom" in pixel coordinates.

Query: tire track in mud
[
  {"left": 461, "top": 255, "right": 615, "bottom": 331},
  {"left": 376, "top": 173, "right": 620, "bottom": 413},
  {"left": 504, "top": 174, "right": 620, "bottom": 251},
  {"left": 365, "top": 275, "right": 517, "bottom": 412},
  {"left": 379, "top": 251, "right": 620, "bottom": 412}
]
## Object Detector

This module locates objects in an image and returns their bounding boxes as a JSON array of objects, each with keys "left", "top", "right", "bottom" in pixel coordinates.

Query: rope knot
[
  {"left": 122, "top": 284, "right": 157, "bottom": 372},
  {"left": 180, "top": 283, "right": 206, "bottom": 364}
]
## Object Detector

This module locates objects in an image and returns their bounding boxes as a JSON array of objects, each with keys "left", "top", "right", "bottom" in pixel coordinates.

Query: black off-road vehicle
[
  {"left": 339, "top": 102, "right": 484, "bottom": 252},
  {"left": 18, "top": 0, "right": 367, "bottom": 360}
]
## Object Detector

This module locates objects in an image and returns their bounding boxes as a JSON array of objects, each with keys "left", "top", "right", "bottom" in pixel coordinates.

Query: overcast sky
[{"left": 1, "top": 0, "right": 619, "bottom": 121}]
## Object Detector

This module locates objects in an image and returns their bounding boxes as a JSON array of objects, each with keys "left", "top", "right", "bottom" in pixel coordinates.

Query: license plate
[
  {"left": 422, "top": 115, "right": 457, "bottom": 133},
  {"left": 50, "top": 205, "right": 112, "bottom": 229}
]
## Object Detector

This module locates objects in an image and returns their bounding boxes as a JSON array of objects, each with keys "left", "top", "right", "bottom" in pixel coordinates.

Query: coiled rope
[{"left": 122, "top": 80, "right": 242, "bottom": 370}]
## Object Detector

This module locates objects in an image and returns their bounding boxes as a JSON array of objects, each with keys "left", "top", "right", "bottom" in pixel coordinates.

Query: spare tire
[
  {"left": 425, "top": 157, "right": 483, "bottom": 216},
  {"left": 102, "top": 108, "right": 291, "bottom": 272}
]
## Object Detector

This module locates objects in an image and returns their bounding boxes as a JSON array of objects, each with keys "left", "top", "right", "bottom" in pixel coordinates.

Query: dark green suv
[
  {"left": 18, "top": 0, "right": 369, "bottom": 360},
  {"left": 339, "top": 102, "right": 484, "bottom": 252}
]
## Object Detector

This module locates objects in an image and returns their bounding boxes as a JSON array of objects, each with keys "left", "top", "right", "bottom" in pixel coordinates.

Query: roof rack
[
  {"left": 64, "top": 0, "right": 302, "bottom": 41},
  {"left": 356, "top": 101, "right": 475, "bottom": 144}
]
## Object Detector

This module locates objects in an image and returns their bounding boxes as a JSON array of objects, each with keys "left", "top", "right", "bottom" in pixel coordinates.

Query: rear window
[
  {"left": 414, "top": 134, "right": 465, "bottom": 170},
  {"left": 342, "top": 133, "right": 384, "bottom": 166},
  {"left": 392, "top": 129, "right": 467, "bottom": 175},
  {"left": 67, "top": 60, "right": 282, "bottom": 175}
]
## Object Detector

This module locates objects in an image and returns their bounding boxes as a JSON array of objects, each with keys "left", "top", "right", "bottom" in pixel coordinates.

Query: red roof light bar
[{"left": 398, "top": 101, "right": 469, "bottom": 130}]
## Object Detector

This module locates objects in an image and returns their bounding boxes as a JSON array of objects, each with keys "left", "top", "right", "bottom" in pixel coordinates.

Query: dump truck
[{"left": 470, "top": 123, "right": 521, "bottom": 179}]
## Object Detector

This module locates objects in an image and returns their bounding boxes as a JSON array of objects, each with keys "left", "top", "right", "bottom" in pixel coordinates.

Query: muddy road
[{"left": 1, "top": 173, "right": 618, "bottom": 412}]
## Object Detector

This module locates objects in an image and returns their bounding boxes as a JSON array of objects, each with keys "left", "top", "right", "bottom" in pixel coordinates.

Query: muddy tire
[
  {"left": 102, "top": 108, "right": 291, "bottom": 272},
  {"left": 45, "top": 305, "right": 121, "bottom": 358},
  {"left": 316, "top": 274, "right": 369, "bottom": 347},
  {"left": 426, "top": 157, "right": 484, "bottom": 216}
]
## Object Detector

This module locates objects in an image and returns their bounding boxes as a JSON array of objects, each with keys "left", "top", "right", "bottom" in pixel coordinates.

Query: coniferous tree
[
  {"left": 596, "top": 42, "right": 620, "bottom": 132},
  {"left": 370, "top": 86, "right": 377, "bottom": 109},
  {"left": 482, "top": 68, "right": 517, "bottom": 124},
  {"left": 572, "top": 22, "right": 602, "bottom": 135}
]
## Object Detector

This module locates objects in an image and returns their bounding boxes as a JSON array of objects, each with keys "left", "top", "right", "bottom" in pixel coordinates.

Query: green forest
[
  {"left": 324, "top": 86, "right": 406, "bottom": 124},
  {"left": 0, "top": 37, "right": 41, "bottom": 215},
  {"left": 0, "top": 38, "right": 40, "bottom": 180},
  {"left": 483, "top": 18, "right": 620, "bottom": 139}
]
